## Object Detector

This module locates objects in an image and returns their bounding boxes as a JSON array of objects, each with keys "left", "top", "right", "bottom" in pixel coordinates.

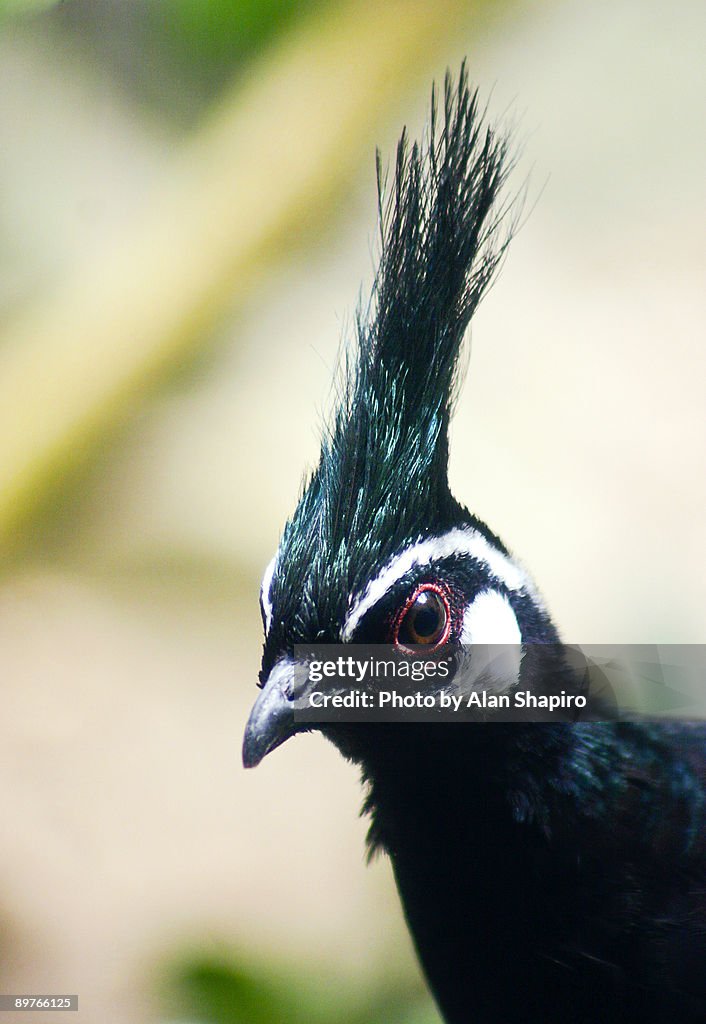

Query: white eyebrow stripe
[
  {"left": 260, "top": 553, "right": 278, "bottom": 633},
  {"left": 342, "top": 527, "right": 537, "bottom": 641}
]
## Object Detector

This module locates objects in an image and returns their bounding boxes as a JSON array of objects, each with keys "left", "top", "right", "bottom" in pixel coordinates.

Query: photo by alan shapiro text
[{"left": 307, "top": 689, "right": 588, "bottom": 712}]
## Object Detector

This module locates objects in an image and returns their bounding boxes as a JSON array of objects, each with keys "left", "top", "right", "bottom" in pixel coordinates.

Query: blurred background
[{"left": 0, "top": 0, "right": 704, "bottom": 1021}]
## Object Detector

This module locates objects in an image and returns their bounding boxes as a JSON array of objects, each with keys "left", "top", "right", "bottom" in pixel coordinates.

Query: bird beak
[{"left": 242, "top": 658, "right": 298, "bottom": 768}]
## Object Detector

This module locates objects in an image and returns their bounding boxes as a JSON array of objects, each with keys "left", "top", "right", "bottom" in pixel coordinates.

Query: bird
[{"left": 242, "top": 66, "right": 706, "bottom": 1024}]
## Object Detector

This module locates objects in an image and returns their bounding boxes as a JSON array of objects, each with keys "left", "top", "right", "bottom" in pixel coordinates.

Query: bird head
[{"left": 243, "top": 67, "right": 558, "bottom": 770}]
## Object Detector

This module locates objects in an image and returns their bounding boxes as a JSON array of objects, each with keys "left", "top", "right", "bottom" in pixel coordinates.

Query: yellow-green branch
[{"left": 0, "top": 0, "right": 469, "bottom": 552}]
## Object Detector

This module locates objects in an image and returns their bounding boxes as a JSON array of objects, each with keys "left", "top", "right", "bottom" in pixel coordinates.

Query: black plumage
[{"left": 243, "top": 66, "right": 706, "bottom": 1023}]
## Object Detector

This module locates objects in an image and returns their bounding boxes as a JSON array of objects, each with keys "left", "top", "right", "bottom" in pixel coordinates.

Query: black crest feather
[{"left": 267, "top": 65, "right": 514, "bottom": 648}]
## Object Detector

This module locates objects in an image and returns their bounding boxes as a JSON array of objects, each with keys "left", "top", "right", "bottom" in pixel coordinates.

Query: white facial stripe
[
  {"left": 342, "top": 527, "right": 537, "bottom": 641},
  {"left": 260, "top": 554, "right": 277, "bottom": 633},
  {"left": 461, "top": 589, "right": 522, "bottom": 645},
  {"left": 459, "top": 589, "right": 523, "bottom": 692}
]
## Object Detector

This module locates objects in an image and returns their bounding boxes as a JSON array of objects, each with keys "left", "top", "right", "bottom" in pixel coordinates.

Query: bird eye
[{"left": 394, "top": 585, "right": 450, "bottom": 650}]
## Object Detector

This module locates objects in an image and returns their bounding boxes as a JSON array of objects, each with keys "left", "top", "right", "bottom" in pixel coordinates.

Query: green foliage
[
  {"left": 39, "top": 0, "right": 336, "bottom": 123},
  {"left": 160, "top": 0, "right": 326, "bottom": 69},
  {"left": 164, "top": 953, "right": 440, "bottom": 1024},
  {"left": 0, "top": 0, "right": 62, "bottom": 17}
]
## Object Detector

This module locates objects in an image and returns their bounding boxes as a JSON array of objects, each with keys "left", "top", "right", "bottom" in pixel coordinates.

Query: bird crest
[{"left": 265, "top": 65, "right": 514, "bottom": 652}]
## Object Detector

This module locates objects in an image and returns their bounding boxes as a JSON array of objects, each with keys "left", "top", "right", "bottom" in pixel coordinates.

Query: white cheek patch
[
  {"left": 459, "top": 589, "right": 523, "bottom": 694},
  {"left": 461, "top": 589, "right": 521, "bottom": 645},
  {"left": 260, "top": 553, "right": 278, "bottom": 633}
]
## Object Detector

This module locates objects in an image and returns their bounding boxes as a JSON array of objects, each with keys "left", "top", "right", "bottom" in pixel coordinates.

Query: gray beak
[{"left": 242, "top": 659, "right": 298, "bottom": 768}]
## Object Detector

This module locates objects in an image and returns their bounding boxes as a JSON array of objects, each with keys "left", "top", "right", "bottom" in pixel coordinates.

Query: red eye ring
[{"left": 392, "top": 583, "right": 452, "bottom": 654}]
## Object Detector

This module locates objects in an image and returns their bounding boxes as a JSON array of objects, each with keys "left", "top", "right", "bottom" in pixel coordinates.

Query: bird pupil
[
  {"left": 412, "top": 595, "right": 440, "bottom": 638},
  {"left": 394, "top": 589, "right": 449, "bottom": 647}
]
